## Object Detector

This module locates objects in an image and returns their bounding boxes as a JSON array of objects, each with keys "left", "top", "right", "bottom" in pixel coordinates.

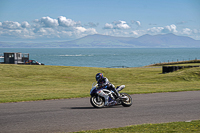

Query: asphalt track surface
[{"left": 0, "top": 91, "right": 200, "bottom": 133}]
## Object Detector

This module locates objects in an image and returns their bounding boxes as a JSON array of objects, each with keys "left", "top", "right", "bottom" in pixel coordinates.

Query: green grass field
[
  {"left": 1, "top": 64, "right": 200, "bottom": 132},
  {"left": 0, "top": 64, "right": 200, "bottom": 103},
  {"left": 74, "top": 120, "right": 200, "bottom": 133}
]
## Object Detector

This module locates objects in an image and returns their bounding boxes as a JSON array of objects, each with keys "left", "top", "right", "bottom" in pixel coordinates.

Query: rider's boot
[
  {"left": 113, "top": 88, "right": 123, "bottom": 99},
  {"left": 109, "top": 84, "right": 122, "bottom": 99},
  {"left": 97, "top": 90, "right": 109, "bottom": 106},
  {"left": 114, "top": 85, "right": 126, "bottom": 99}
]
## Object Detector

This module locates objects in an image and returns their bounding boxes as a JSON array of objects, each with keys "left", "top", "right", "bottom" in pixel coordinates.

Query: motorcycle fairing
[{"left": 116, "top": 85, "right": 125, "bottom": 92}]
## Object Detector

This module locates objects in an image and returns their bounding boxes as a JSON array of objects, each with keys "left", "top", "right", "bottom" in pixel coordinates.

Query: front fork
[{"left": 96, "top": 95, "right": 101, "bottom": 102}]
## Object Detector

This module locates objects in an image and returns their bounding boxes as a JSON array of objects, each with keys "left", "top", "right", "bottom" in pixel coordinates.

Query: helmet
[{"left": 96, "top": 73, "right": 103, "bottom": 82}]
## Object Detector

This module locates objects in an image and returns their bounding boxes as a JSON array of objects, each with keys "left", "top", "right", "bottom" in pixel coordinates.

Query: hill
[{"left": 0, "top": 33, "right": 200, "bottom": 48}]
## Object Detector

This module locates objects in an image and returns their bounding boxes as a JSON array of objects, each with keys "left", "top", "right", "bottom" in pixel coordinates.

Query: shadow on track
[
  {"left": 61, "top": 105, "right": 123, "bottom": 110},
  {"left": 70, "top": 107, "right": 96, "bottom": 109},
  {"left": 61, "top": 107, "right": 96, "bottom": 110}
]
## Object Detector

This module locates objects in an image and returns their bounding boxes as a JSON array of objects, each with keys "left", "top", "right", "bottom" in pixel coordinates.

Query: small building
[
  {"left": 0, "top": 53, "right": 3, "bottom": 63},
  {"left": 4, "top": 52, "right": 29, "bottom": 64}
]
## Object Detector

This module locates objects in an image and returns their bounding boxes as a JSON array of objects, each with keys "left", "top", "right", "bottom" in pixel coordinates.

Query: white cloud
[
  {"left": 0, "top": 27, "right": 35, "bottom": 39},
  {"left": 0, "top": 16, "right": 99, "bottom": 41},
  {"left": 162, "top": 24, "right": 177, "bottom": 33},
  {"left": 135, "top": 21, "right": 141, "bottom": 26},
  {"left": 21, "top": 21, "right": 30, "bottom": 28},
  {"left": 182, "top": 28, "right": 192, "bottom": 35},
  {"left": 130, "top": 20, "right": 141, "bottom": 27},
  {"left": 39, "top": 16, "right": 59, "bottom": 27},
  {"left": 130, "top": 30, "right": 146, "bottom": 37},
  {"left": 1, "top": 16, "right": 200, "bottom": 41},
  {"left": 85, "top": 28, "right": 97, "bottom": 34},
  {"left": 75, "top": 27, "right": 97, "bottom": 37},
  {"left": 193, "top": 29, "right": 200, "bottom": 34},
  {"left": 193, "top": 29, "right": 199, "bottom": 34},
  {"left": 147, "top": 27, "right": 164, "bottom": 34},
  {"left": 37, "top": 28, "right": 47, "bottom": 34},
  {"left": 61, "top": 31, "right": 73, "bottom": 37},
  {"left": 2, "top": 21, "right": 21, "bottom": 29},
  {"left": 103, "top": 23, "right": 113, "bottom": 29},
  {"left": 147, "top": 24, "right": 177, "bottom": 34},
  {"left": 177, "top": 28, "right": 200, "bottom": 40},
  {"left": 145, "top": 25, "right": 200, "bottom": 39},
  {"left": 75, "top": 27, "right": 86, "bottom": 33},
  {"left": 103, "top": 29, "right": 132, "bottom": 37},
  {"left": 103, "top": 22, "right": 199, "bottom": 39},
  {"left": 58, "top": 16, "right": 80, "bottom": 27},
  {"left": 180, "top": 28, "right": 200, "bottom": 36},
  {"left": 114, "top": 20, "right": 130, "bottom": 29},
  {"left": 131, "top": 31, "right": 139, "bottom": 35},
  {"left": 103, "top": 20, "right": 130, "bottom": 30},
  {"left": 33, "top": 19, "right": 39, "bottom": 23}
]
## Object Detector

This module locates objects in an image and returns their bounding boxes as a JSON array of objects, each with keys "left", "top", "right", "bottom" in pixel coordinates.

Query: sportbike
[{"left": 90, "top": 83, "right": 132, "bottom": 108}]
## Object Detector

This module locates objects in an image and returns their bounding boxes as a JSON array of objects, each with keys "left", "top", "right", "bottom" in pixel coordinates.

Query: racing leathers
[{"left": 96, "top": 77, "right": 121, "bottom": 106}]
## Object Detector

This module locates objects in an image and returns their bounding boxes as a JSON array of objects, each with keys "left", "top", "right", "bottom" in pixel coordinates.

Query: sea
[{"left": 0, "top": 48, "right": 199, "bottom": 68}]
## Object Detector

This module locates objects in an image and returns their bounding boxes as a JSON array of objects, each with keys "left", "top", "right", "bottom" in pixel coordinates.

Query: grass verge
[
  {"left": 74, "top": 120, "right": 200, "bottom": 133},
  {"left": 0, "top": 64, "right": 200, "bottom": 103}
]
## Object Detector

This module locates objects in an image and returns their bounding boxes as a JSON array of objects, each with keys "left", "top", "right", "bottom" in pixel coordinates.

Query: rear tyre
[
  {"left": 90, "top": 95, "right": 105, "bottom": 108},
  {"left": 121, "top": 93, "right": 132, "bottom": 107}
]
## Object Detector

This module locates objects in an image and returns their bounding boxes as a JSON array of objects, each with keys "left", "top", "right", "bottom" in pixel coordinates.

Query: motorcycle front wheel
[
  {"left": 121, "top": 93, "right": 132, "bottom": 107},
  {"left": 90, "top": 95, "right": 105, "bottom": 108}
]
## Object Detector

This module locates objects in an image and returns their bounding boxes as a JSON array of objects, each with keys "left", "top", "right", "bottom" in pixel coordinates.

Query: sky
[{"left": 0, "top": 0, "right": 200, "bottom": 42}]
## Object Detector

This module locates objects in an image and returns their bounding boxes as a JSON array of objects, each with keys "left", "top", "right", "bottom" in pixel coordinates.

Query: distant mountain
[
  {"left": 0, "top": 33, "right": 200, "bottom": 48},
  {"left": 58, "top": 33, "right": 200, "bottom": 48},
  {"left": 57, "top": 34, "right": 135, "bottom": 48},
  {"left": 135, "top": 33, "right": 200, "bottom": 48}
]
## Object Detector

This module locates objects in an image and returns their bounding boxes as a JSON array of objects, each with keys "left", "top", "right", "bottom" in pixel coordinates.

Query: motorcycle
[{"left": 90, "top": 83, "right": 132, "bottom": 108}]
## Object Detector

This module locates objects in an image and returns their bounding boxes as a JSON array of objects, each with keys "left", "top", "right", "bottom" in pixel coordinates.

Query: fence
[{"left": 151, "top": 58, "right": 200, "bottom": 66}]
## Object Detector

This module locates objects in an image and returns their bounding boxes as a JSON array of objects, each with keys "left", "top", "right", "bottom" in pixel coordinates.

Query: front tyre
[
  {"left": 90, "top": 95, "right": 105, "bottom": 108},
  {"left": 121, "top": 93, "right": 132, "bottom": 107}
]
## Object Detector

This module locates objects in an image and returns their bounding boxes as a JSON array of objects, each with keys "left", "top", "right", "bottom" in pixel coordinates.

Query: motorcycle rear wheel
[
  {"left": 90, "top": 95, "right": 105, "bottom": 108},
  {"left": 121, "top": 93, "right": 132, "bottom": 107}
]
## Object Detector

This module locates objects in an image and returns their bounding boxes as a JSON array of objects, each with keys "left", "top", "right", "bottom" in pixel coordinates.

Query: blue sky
[{"left": 0, "top": 0, "right": 200, "bottom": 42}]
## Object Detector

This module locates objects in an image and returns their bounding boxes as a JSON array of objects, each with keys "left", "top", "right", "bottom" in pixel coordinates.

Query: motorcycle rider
[{"left": 95, "top": 73, "right": 122, "bottom": 106}]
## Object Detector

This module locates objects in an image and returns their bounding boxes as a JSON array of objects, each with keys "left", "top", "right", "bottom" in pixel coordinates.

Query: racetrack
[{"left": 0, "top": 91, "right": 200, "bottom": 133}]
